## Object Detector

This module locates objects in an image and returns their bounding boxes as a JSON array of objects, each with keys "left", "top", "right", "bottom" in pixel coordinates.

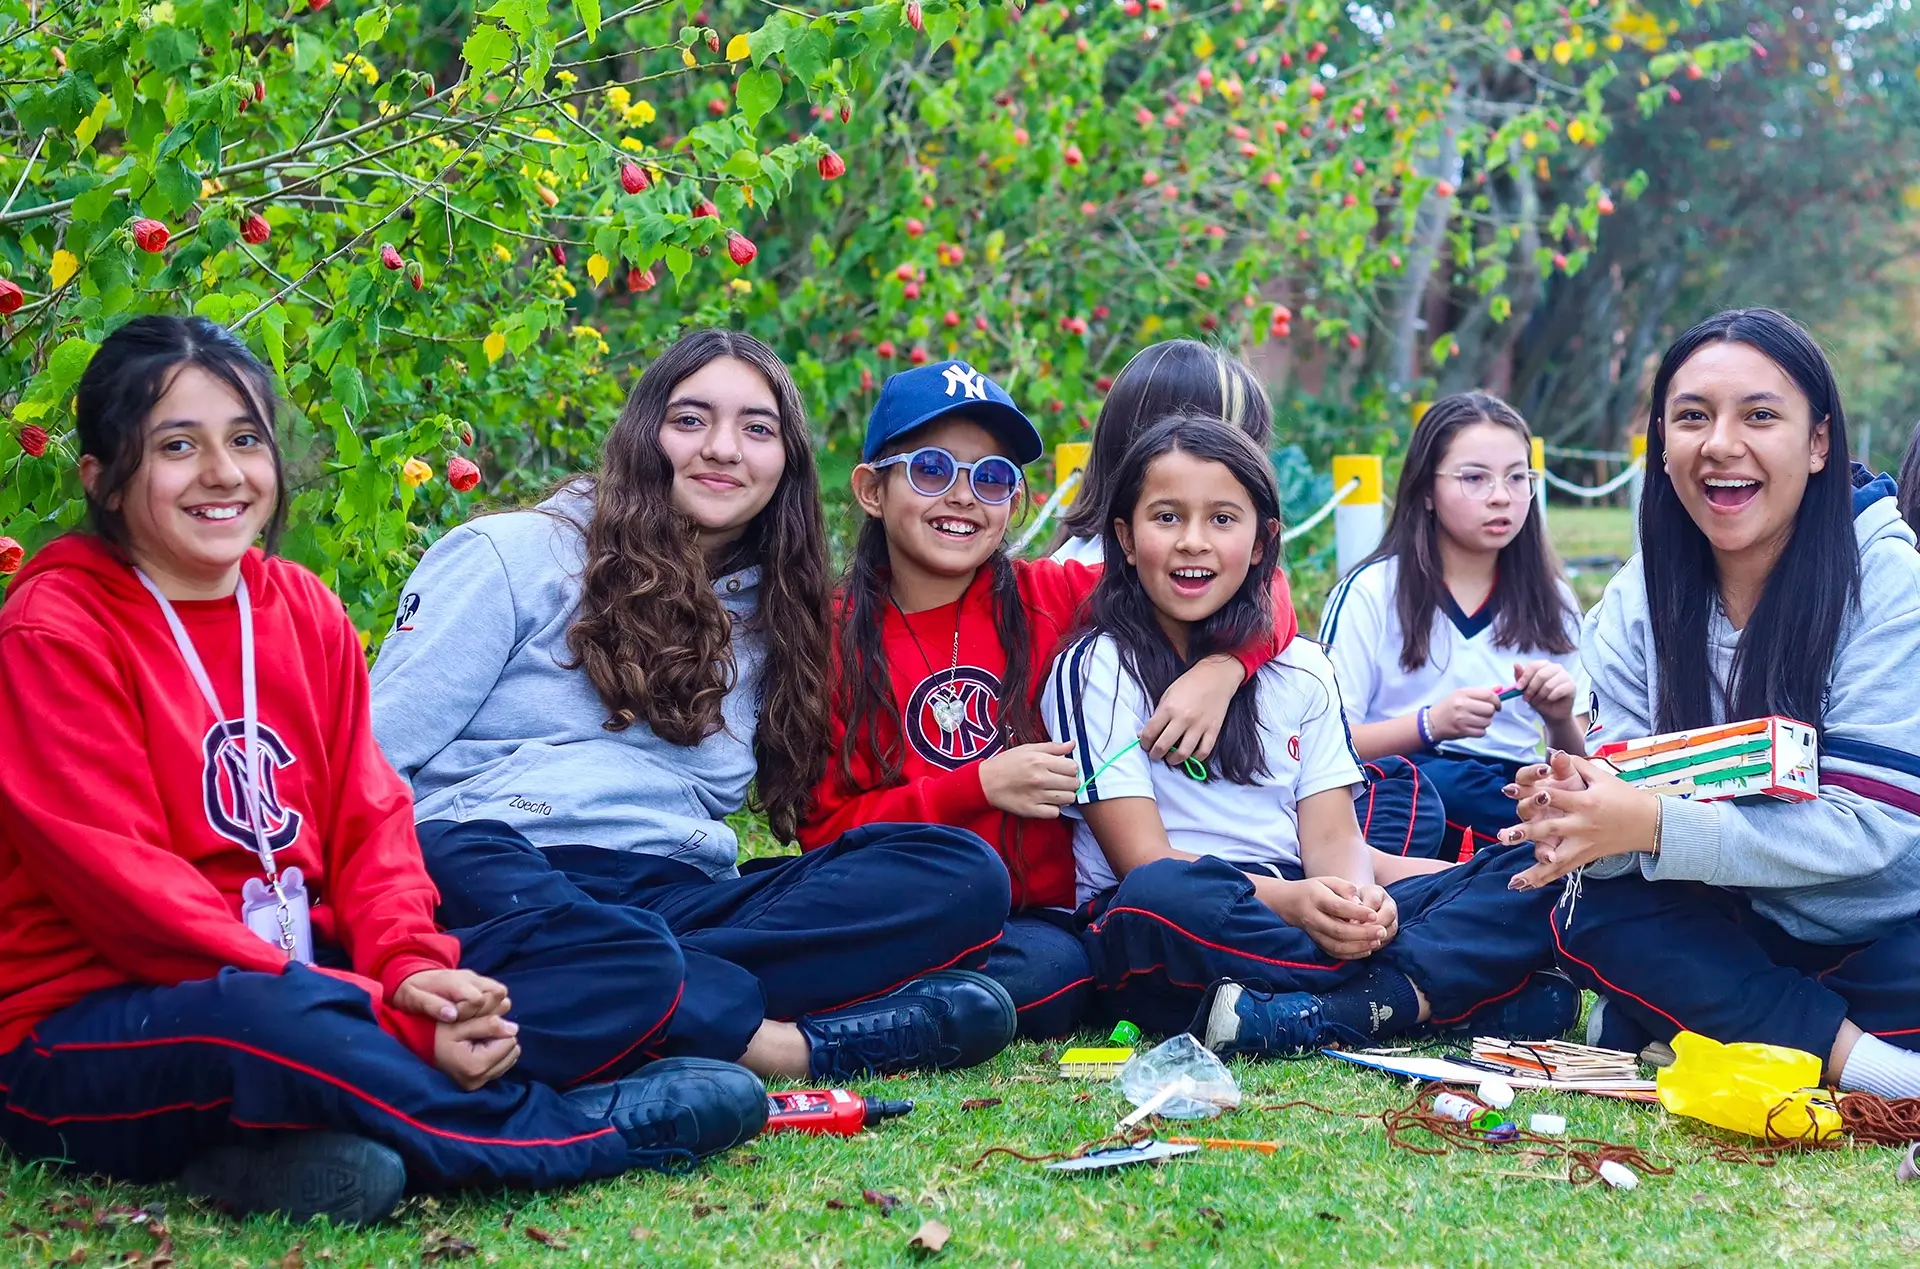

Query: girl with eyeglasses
[
  {"left": 801, "top": 360, "right": 1282, "bottom": 1038},
  {"left": 1319, "top": 392, "right": 1587, "bottom": 859}
]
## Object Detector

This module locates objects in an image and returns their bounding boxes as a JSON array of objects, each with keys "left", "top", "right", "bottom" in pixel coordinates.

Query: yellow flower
[
  {"left": 493, "top": 243, "right": 512, "bottom": 263},
  {"left": 682, "top": 47, "right": 698, "bottom": 68},
  {"left": 619, "top": 137, "right": 647, "bottom": 153},
  {"left": 360, "top": 62, "right": 379, "bottom": 85},
  {"left": 1605, "top": 33, "right": 1624, "bottom": 51},
  {"left": 1552, "top": 40, "right": 1572, "bottom": 66},
  {"left": 555, "top": 274, "right": 576, "bottom": 299},
  {"left": 626, "top": 100, "right": 657, "bottom": 126},
  {"left": 1192, "top": 32, "right": 1214, "bottom": 59},
  {"left": 483, "top": 331, "right": 507, "bottom": 363},
  {"left": 607, "top": 86, "right": 631, "bottom": 111},
  {"left": 1568, "top": 119, "right": 1587, "bottom": 144},
  {"left": 1522, "top": 130, "right": 1538, "bottom": 150},
  {"left": 729, "top": 278, "right": 752, "bottom": 294},
  {"left": 572, "top": 325, "right": 610, "bottom": 355},
  {"left": 329, "top": 60, "right": 347, "bottom": 76},
  {"left": 358, "top": 629, "right": 371, "bottom": 652},
  {"left": 1438, "top": 13, "right": 1452, "bottom": 29},
  {"left": 726, "top": 33, "right": 751, "bottom": 62},
  {"left": 50, "top": 250, "right": 78, "bottom": 289},
  {"left": 401, "top": 458, "right": 433, "bottom": 487},
  {"left": 587, "top": 253, "right": 610, "bottom": 285},
  {"left": 532, "top": 128, "right": 560, "bottom": 142},
  {"left": 562, "top": 103, "right": 577, "bottom": 120},
  {"left": 556, "top": 70, "right": 577, "bottom": 86}
]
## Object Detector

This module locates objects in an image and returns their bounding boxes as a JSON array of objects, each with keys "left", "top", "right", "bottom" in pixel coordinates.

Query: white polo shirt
[
  {"left": 1318, "top": 557, "right": 1586, "bottom": 767},
  {"left": 1042, "top": 632, "right": 1364, "bottom": 905}
]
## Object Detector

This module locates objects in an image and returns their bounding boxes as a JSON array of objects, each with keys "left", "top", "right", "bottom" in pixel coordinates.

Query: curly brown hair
[{"left": 566, "top": 329, "right": 830, "bottom": 841}]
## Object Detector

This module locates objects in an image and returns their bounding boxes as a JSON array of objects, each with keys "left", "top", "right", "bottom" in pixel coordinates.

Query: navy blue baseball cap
[{"left": 862, "top": 360, "right": 1044, "bottom": 465}]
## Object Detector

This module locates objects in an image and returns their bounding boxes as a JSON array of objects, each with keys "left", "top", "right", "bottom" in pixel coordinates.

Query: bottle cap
[
  {"left": 1529, "top": 1113, "right": 1567, "bottom": 1136},
  {"left": 1477, "top": 1078, "right": 1515, "bottom": 1109},
  {"left": 1108, "top": 1020, "right": 1142, "bottom": 1046}
]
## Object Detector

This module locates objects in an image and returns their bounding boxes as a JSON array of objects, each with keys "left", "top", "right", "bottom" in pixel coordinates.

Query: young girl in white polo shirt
[
  {"left": 1042, "top": 413, "right": 1574, "bottom": 1052},
  {"left": 1319, "top": 393, "right": 1587, "bottom": 859}
]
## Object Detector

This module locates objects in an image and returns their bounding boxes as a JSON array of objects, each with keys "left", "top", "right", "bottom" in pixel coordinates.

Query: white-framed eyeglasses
[
  {"left": 1437, "top": 468, "right": 1543, "bottom": 501},
  {"left": 870, "top": 446, "right": 1024, "bottom": 505}
]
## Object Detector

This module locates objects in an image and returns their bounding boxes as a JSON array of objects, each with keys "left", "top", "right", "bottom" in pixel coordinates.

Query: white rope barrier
[
  {"left": 1281, "top": 477, "right": 1362, "bottom": 544},
  {"left": 1543, "top": 443, "right": 1633, "bottom": 463},
  {"left": 1012, "top": 468, "right": 1081, "bottom": 553},
  {"left": 1541, "top": 459, "right": 1644, "bottom": 500}
]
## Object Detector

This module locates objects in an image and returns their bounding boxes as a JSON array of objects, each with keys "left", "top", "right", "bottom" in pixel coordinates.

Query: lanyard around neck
[{"left": 134, "top": 568, "right": 279, "bottom": 881}]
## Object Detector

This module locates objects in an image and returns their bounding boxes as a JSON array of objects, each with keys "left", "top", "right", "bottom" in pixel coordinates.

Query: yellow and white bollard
[
  {"left": 1629, "top": 433, "right": 1648, "bottom": 545},
  {"left": 1530, "top": 436, "right": 1548, "bottom": 531},
  {"left": 1053, "top": 442, "right": 1091, "bottom": 508},
  {"left": 1331, "top": 454, "right": 1384, "bottom": 577}
]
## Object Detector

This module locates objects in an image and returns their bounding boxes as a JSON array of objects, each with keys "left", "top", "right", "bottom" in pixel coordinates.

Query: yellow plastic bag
[{"left": 1655, "top": 1031, "right": 1843, "bottom": 1141}]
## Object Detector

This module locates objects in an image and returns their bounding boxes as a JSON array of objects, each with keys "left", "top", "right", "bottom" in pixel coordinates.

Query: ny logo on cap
[{"left": 942, "top": 363, "right": 987, "bottom": 401}]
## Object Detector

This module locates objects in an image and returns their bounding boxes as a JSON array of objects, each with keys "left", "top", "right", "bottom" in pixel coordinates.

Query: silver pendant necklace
[{"left": 893, "top": 596, "right": 966, "bottom": 736}]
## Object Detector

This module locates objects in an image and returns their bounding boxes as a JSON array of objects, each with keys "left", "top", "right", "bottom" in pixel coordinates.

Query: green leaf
[
  {"left": 144, "top": 27, "right": 199, "bottom": 76},
  {"left": 748, "top": 13, "right": 799, "bottom": 67},
  {"left": 736, "top": 67, "right": 782, "bottom": 127},
  {"left": 575, "top": 0, "right": 602, "bottom": 43},
  {"left": 721, "top": 149, "right": 763, "bottom": 179},
  {"left": 785, "top": 26, "right": 831, "bottom": 87},
  {"left": 42, "top": 337, "right": 102, "bottom": 401},
  {"left": 462, "top": 23, "right": 515, "bottom": 79},
  {"left": 664, "top": 244, "right": 692, "bottom": 283},
  {"left": 152, "top": 158, "right": 198, "bottom": 217},
  {"left": 354, "top": 4, "right": 392, "bottom": 45},
  {"left": 259, "top": 303, "right": 288, "bottom": 377},
  {"left": 330, "top": 362, "right": 368, "bottom": 418}
]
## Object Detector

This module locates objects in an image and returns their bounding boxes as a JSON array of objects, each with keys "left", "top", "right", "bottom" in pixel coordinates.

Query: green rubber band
[{"left": 1074, "top": 738, "right": 1208, "bottom": 796}]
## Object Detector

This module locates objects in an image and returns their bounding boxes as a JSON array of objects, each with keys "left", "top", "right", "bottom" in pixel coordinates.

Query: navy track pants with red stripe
[
  {"left": 1553, "top": 874, "right": 1920, "bottom": 1058},
  {"left": 1077, "top": 843, "right": 1563, "bottom": 1036},
  {"left": 0, "top": 964, "right": 641, "bottom": 1190},
  {"left": 418, "top": 819, "right": 1011, "bottom": 1063},
  {"left": 1356, "top": 755, "right": 1448, "bottom": 859},
  {"left": 1410, "top": 752, "right": 1524, "bottom": 860},
  {"left": 985, "top": 911, "right": 1094, "bottom": 1040}
]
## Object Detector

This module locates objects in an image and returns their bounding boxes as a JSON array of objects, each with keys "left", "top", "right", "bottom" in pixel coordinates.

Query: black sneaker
[
  {"left": 1429, "top": 970, "right": 1581, "bottom": 1043},
  {"left": 799, "top": 970, "right": 1016, "bottom": 1079},
  {"left": 1199, "top": 981, "right": 1372, "bottom": 1058},
  {"left": 564, "top": 1057, "right": 767, "bottom": 1170},
  {"left": 1585, "top": 990, "right": 1657, "bottom": 1055},
  {"left": 180, "top": 1132, "right": 405, "bottom": 1226}
]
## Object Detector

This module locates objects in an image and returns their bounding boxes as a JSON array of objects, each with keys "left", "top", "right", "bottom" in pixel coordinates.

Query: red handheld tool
[{"left": 764, "top": 1089, "right": 915, "bottom": 1136}]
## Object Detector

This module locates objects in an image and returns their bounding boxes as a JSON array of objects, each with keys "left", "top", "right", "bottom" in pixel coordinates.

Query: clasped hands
[
  {"left": 1275, "top": 877, "right": 1398, "bottom": 960},
  {"left": 1498, "top": 749, "right": 1662, "bottom": 891},
  {"left": 393, "top": 967, "right": 519, "bottom": 1090}
]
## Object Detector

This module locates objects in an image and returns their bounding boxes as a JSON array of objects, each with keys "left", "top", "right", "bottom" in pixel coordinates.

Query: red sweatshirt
[
  {"left": 800, "top": 558, "right": 1298, "bottom": 909},
  {"left": 0, "top": 536, "right": 459, "bottom": 1061}
]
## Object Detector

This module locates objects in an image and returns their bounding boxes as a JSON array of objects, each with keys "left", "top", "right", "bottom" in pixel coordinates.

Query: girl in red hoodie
[
  {"left": 0, "top": 318, "right": 763, "bottom": 1226},
  {"left": 799, "top": 361, "right": 1288, "bottom": 1037}
]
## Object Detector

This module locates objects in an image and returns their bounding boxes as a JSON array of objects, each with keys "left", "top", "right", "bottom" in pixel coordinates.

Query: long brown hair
[
  {"left": 566, "top": 329, "right": 830, "bottom": 841},
  {"left": 1353, "top": 392, "right": 1575, "bottom": 672}
]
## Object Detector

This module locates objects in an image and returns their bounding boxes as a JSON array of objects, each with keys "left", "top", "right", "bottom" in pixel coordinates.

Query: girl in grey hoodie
[
  {"left": 371, "top": 331, "right": 1017, "bottom": 1088},
  {"left": 1499, "top": 309, "right": 1920, "bottom": 1101}
]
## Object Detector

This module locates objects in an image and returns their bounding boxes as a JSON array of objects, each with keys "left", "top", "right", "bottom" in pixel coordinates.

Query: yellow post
[
  {"left": 1630, "top": 434, "right": 1648, "bottom": 464},
  {"left": 1628, "top": 434, "right": 1648, "bottom": 544},
  {"left": 1053, "top": 441, "right": 1091, "bottom": 507},
  {"left": 1531, "top": 436, "right": 1549, "bottom": 526},
  {"left": 1330, "top": 454, "right": 1384, "bottom": 575}
]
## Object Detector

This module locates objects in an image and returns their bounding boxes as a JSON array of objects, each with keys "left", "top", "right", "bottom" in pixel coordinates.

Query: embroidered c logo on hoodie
[{"left": 201, "top": 719, "right": 303, "bottom": 853}]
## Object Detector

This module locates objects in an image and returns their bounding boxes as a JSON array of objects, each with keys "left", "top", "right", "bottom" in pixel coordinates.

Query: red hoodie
[
  {"left": 800, "top": 558, "right": 1298, "bottom": 909},
  {"left": 0, "top": 536, "right": 459, "bottom": 1061}
]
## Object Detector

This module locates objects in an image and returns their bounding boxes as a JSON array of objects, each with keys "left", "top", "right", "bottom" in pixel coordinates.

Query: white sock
[{"left": 1837, "top": 1033, "right": 1920, "bottom": 1099}]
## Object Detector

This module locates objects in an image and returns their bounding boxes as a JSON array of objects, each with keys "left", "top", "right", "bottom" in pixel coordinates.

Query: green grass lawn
[
  {"left": 17, "top": 500, "right": 1901, "bottom": 1268},
  {"left": 6, "top": 1040, "right": 1916, "bottom": 1268}
]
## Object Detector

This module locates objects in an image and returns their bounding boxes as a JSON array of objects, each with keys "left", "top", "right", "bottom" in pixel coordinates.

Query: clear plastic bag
[{"left": 1118, "top": 1033, "right": 1242, "bottom": 1120}]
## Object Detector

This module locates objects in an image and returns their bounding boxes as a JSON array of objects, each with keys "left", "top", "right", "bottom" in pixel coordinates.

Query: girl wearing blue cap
[
  {"left": 372, "top": 331, "right": 1019, "bottom": 1088},
  {"left": 800, "top": 359, "right": 1285, "bottom": 1038}
]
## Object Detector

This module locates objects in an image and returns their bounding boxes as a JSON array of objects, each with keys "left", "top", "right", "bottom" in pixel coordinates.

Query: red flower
[
  {"left": 550, "top": 243, "right": 567, "bottom": 266},
  {"left": 447, "top": 456, "right": 482, "bottom": 492},
  {"left": 629, "top": 266, "right": 657, "bottom": 292},
  {"left": 908, "top": 346, "right": 929, "bottom": 365},
  {"left": 726, "top": 231, "right": 757, "bottom": 266},
  {"left": 380, "top": 243, "right": 404, "bottom": 270},
  {"left": 876, "top": 339, "right": 897, "bottom": 359},
  {"left": 905, "top": 1, "right": 924, "bottom": 32},
  {"left": 619, "top": 162, "right": 650, "bottom": 195},
  {"left": 241, "top": 212, "right": 271, "bottom": 245},
  {"left": 18, "top": 425, "right": 48, "bottom": 457},
  {"left": 132, "top": 219, "right": 170, "bottom": 253},
  {"left": 0, "top": 279, "right": 23, "bottom": 314},
  {"left": 818, "top": 151, "right": 847, "bottom": 181},
  {"left": 692, "top": 198, "right": 719, "bottom": 219},
  {"left": 0, "top": 537, "right": 22, "bottom": 576}
]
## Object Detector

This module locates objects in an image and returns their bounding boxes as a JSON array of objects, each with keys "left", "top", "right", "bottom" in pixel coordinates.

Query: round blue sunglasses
[{"left": 871, "top": 446, "right": 1024, "bottom": 505}]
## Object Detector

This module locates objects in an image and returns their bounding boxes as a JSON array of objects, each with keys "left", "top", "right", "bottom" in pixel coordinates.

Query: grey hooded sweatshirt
[
  {"left": 1580, "top": 488, "right": 1920, "bottom": 943},
  {"left": 369, "top": 486, "right": 761, "bottom": 879}
]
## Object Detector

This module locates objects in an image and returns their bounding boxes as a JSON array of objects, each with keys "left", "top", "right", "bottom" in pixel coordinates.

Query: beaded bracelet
[{"left": 1416, "top": 705, "right": 1436, "bottom": 749}]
